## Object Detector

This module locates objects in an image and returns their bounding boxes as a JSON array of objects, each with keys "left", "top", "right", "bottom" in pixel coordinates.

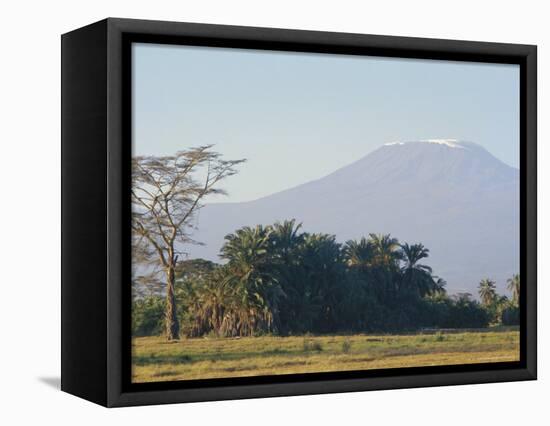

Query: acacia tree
[{"left": 132, "top": 146, "right": 245, "bottom": 340}]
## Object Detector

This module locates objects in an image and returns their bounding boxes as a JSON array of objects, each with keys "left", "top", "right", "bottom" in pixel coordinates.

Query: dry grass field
[{"left": 131, "top": 328, "right": 519, "bottom": 383}]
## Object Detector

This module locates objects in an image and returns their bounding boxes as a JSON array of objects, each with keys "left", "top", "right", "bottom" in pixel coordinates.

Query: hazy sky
[{"left": 132, "top": 43, "right": 519, "bottom": 203}]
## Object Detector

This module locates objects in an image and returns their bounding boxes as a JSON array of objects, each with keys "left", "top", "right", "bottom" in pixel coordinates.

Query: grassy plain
[{"left": 132, "top": 328, "right": 519, "bottom": 383}]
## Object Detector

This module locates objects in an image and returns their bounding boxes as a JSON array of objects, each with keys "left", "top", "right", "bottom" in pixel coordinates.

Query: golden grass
[{"left": 131, "top": 328, "right": 520, "bottom": 383}]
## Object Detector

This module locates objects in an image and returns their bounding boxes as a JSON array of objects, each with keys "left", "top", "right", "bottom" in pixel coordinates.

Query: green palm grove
[{"left": 133, "top": 219, "right": 520, "bottom": 339}]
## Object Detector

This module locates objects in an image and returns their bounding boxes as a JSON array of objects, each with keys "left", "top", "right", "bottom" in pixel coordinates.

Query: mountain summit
[{"left": 186, "top": 140, "right": 519, "bottom": 295}]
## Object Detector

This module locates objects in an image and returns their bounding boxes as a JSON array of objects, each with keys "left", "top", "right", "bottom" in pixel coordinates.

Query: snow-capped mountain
[{"left": 184, "top": 140, "right": 519, "bottom": 295}]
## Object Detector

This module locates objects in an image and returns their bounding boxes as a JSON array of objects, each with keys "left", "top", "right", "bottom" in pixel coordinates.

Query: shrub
[
  {"left": 441, "top": 298, "right": 490, "bottom": 329},
  {"left": 501, "top": 306, "right": 520, "bottom": 326},
  {"left": 132, "top": 296, "right": 165, "bottom": 337}
]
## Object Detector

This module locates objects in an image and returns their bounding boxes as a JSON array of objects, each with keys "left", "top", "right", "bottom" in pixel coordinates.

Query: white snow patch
[
  {"left": 385, "top": 139, "right": 467, "bottom": 149},
  {"left": 423, "top": 139, "right": 466, "bottom": 149}
]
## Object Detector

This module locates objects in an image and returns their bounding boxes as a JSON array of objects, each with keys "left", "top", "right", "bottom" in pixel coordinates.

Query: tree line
[{"left": 133, "top": 220, "right": 520, "bottom": 338}]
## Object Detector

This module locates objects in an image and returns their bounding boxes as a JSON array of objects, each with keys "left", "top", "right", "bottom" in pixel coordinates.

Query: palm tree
[
  {"left": 220, "top": 225, "right": 283, "bottom": 336},
  {"left": 400, "top": 243, "right": 434, "bottom": 297},
  {"left": 507, "top": 274, "right": 520, "bottom": 306},
  {"left": 478, "top": 278, "right": 497, "bottom": 306},
  {"left": 300, "top": 233, "right": 345, "bottom": 332},
  {"left": 187, "top": 266, "right": 233, "bottom": 336},
  {"left": 270, "top": 219, "right": 304, "bottom": 264},
  {"left": 367, "top": 233, "right": 402, "bottom": 301},
  {"left": 432, "top": 276, "right": 447, "bottom": 295},
  {"left": 368, "top": 233, "right": 403, "bottom": 268},
  {"left": 269, "top": 220, "right": 309, "bottom": 332},
  {"left": 401, "top": 243, "right": 431, "bottom": 270},
  {"left": 221, "top": 225, "right": 272, "bottom": 267},
  {"left": 343, "top": 237, "right": 374, "bottom": 269}
]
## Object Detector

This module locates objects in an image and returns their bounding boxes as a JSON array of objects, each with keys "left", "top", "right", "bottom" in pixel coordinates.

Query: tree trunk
[{"left": 165, "top": 266, "right": 180, "bottom": 340}]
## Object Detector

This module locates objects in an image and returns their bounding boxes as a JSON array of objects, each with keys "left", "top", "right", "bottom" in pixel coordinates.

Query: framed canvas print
[{"left": 61, "top": 18, "right": 537, "bottom": 407}]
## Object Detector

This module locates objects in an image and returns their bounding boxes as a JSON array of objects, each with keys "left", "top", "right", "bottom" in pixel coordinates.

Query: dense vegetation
[{"left": 132, "top": 220, "right": 520, "bottom": 338}]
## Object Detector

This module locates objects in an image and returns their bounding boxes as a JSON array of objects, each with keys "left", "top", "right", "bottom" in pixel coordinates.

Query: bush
[
  {"left": 411, "top": 296, "right": 490, "bottom": 330},
  {"left": 441, "top": 299, "right": 490, "bottom": 329},
  {"left": 501, "top": 306, "right": 520, "bottom": 326},
  {"left": 132, "top": 296, "right": 165, "bottom": 336}
]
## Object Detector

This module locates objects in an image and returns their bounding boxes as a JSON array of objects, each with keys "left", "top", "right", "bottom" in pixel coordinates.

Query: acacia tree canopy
[{"left": 131, "top": 145, "right": 245, "bottom": 340}]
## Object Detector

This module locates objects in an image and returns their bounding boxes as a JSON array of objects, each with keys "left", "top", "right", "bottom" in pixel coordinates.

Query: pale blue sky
[{"left": 132, "top": 43, "right": 519, "bottom": 203}]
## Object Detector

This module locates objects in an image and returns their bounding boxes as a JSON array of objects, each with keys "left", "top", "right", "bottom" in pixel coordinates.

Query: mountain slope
[{"left": 184, "top": 140, "right": 519, "bottom": 295}]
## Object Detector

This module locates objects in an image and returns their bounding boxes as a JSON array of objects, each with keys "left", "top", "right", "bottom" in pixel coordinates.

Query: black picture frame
[{"left": 61, "top": 17, "right": 537, "bottom": 407}]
